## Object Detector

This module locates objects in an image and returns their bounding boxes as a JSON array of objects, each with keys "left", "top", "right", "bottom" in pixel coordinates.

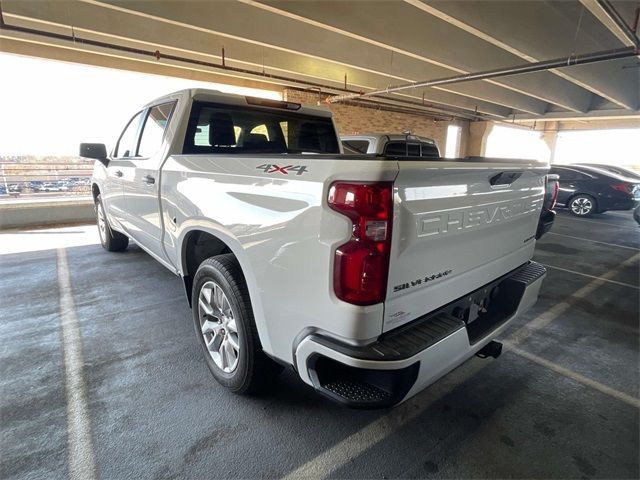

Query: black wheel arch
[{"left": 181, "top": 230, "right": 233, "bottom": 307}]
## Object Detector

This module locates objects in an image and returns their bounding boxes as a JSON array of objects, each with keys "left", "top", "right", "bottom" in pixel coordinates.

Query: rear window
[
  {"left": 183, "top": 101, "right": 339, "bottom": 154},
  {"left": 384, "top": 142, "right": 420, "bottom": 156},
  {"left": 341, "top": 140, "right": 370, "bottom": 154},
  {"left": 421, "top": 143, "right": 440, "bottom": 158}
]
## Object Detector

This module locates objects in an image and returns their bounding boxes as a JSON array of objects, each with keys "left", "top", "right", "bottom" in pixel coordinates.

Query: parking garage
[{"left": 1, "top": 1, "right": 639, "bottom": 479}]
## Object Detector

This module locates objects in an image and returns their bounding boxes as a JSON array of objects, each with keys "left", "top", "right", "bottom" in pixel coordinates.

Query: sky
[
  {"left": 486, "top": 125, "right": 640, "bottom": 166},
  {"left": 0, "top": 53, "right": 281, "bottom": 156}
]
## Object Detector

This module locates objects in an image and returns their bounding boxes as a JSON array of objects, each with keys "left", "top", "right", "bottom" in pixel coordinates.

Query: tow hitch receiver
[{"left": 476, "top": 340, "right": 503, "bottom": 359}]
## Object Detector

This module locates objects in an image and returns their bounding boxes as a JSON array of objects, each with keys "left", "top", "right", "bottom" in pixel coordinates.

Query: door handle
[
  {"left": 113, "top": 170, "right": 123, "bottom": 178},
  {"left": 143, "top": 175, "right": 156, "bottom": 185}
]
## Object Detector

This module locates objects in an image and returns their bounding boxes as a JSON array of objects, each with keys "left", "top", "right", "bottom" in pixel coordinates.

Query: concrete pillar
[
  {"left": 464, "top": 121, "right": 494, "bottom": 156},
  {"left": 540, "top": 122, "right": 559, "bottom": 164}
]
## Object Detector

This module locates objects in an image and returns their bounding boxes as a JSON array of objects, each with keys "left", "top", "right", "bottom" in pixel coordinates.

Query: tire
[
  {"left": 568, "top": 194, "right": 597, "bottom": 217},
  {"left": 95, "top": 194, "right": 129, "bottom": 252},
  {"left": 192, "top": 254, "right": 282, "bottom": 394}
]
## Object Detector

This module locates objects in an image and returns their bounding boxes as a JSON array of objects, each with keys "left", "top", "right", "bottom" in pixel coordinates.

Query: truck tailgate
[{"left": 384, "top": 161, "right": 547, "bottom": 332}]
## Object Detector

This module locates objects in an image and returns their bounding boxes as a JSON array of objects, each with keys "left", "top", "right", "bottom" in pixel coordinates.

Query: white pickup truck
[{"left": 83, "top": 89, "right": 556, "bottom": 408}]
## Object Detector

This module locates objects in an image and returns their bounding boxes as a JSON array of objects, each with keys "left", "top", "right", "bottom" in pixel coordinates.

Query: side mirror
[{"left": 80, "top": 143, "right": 108, "bottom": 165}]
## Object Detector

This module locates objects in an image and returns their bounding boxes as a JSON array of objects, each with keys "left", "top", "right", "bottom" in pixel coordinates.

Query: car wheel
[
  {"left": 95, "top": 194, "right": 129, "bottom": 251},
  {"left": 192, "top": 254, "right": 282, "bottom": 394},
  {"left": 568, "top": 195, "right": 596, "bottom": 216}
]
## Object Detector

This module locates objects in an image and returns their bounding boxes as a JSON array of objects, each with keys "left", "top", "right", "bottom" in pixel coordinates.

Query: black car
[
  {"left": 574, "top": 163, "right": 640, "bottom": 180},
  {"left": 549, "top": 165, "right": 640, "bottom": 216}
]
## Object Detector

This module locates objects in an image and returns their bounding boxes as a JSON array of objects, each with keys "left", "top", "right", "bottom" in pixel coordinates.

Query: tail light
[
  {"left": 328, "top": 182, "right": 393, "bottom": 306},
  {"left": 611, "top": 182, "right": 633, "bottom": 194},
  {"left": 544, "top": 174, "right": 559, "bottom": 210}
]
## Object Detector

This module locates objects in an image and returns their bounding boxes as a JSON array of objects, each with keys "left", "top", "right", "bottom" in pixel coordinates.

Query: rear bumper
[
  {"left": 536, "top": 209, "right": 556, "bottom": 239},
  {"left": 295, "top": 261, "right": 546, "bottom": 408}
]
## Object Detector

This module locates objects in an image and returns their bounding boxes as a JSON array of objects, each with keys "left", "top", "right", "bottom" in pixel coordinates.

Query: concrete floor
[{"left": 1, "top": 210, "right": 638, "bottom": 479}]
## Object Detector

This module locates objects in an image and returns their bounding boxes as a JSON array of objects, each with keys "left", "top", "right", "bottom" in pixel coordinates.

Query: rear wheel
[
  {"left": 568, "top": 194, "right": 596, "bottom": 217},
  {"left": 192, "top": 254, "right": 282, "bottom": 394},
  {"left": 95, "top": 194, "right": 128, "bottom": 251}
]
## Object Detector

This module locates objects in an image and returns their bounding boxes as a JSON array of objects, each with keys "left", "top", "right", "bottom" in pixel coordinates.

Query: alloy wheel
[
  {"left": 570, "top": 197, "right": 593, "bottom": 215},
  {"left": 197, "top": 281, "right": 240, "bottom": 373},
  {"left": 97, "top": 202, "right": 106, "bottom": 243}
]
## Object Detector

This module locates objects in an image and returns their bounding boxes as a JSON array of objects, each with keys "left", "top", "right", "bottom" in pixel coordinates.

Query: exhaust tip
[{"left": 476, "top": 340, "right": 503, "bottom": 359}]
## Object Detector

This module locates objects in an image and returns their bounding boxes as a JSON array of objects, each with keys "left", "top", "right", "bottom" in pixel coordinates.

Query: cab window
[
  {"left": 138, "top": 102, "right": 176, "bottom": 158},
  {"left": 114, "top": 111, "right": 144, "bottom": 158},
  {"left": 341, "top": 140, "right": 370, "bottom": 154}
]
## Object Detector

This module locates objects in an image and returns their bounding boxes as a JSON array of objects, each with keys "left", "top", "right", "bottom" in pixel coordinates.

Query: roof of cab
[{"left": 143, "top": 88, "right": 333, "bottom": 117}]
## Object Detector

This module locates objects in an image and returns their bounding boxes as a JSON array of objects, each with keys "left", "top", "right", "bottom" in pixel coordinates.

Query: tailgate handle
[{"left": 490, "top": 171, "right": 522, "bottom": 186}]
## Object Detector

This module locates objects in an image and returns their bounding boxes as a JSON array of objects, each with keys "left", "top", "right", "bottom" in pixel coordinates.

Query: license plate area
[{"left": 452, "top": 262, "right": 545, "bottom": 344}]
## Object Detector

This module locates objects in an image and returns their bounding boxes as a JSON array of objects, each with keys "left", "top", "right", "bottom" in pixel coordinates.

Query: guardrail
[{"left": 0, "top": 159, "right": 94, "bottom": 201}]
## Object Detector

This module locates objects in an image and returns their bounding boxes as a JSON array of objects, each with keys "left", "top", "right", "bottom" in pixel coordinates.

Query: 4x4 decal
[{"left": 256, "top": 164, "right": 308, "bottom": 175}]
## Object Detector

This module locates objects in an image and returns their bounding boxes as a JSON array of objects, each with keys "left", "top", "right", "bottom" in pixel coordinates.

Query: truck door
[
  {"left": 105, "top": 110, "right": 145, "bottom": 233},
  {"left": 121, "top": 102, "right": 176, "bottom": 263}
]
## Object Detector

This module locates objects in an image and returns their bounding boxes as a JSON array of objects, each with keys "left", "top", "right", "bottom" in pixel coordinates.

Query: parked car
[
  {"left": 549, "top": 165, "right": 640, "bottom": 216},
  {"left": 36, "top": 181, "right": 69, "bottom": 192},
  {"left": 574, "top": 163, "right": 640, "bottom": 180},
  {"left": 634, "top": 205, "right": 640, "bottom": 225},
  {"left": 82, "top": 89, "right": 555, "bottom": 408},
  {"left": 341, "top": 133, "right": 441, "bottom": 158}
]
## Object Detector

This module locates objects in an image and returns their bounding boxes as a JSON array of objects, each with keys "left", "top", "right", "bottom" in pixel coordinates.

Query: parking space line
[
  {"left": 557, "top": 215, "right": 638, "bottom": 230},
  {"left": 542, "top": 263, "right": 639, "bottom": 290},
  {"left": 547, "top": 232, "right": 639, "bottom": 251},
  {"left": 509, "top": 252, "right": 640, "bottom": 345},
  {"left": 505, "top": 343, "right": 640, "bottom": 409},
  {"left": 280, "top": 360, "right": 488, "bottom": 480},
  {"left": 280, "top": 252, "right": 640, "bottom": 479},
  {"left": 57, "top": 248, "right": 97, "bottom": 480}
]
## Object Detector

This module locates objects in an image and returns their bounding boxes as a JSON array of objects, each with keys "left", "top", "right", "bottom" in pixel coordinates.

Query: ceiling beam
[
  {"left": 512, "top": 109, "right": 640, "bottom": 122},
  {"left": 579, "top": 0, "right": 639, "bottom": 47},
  {"left": 0, "top": 1, "right": 515, "bottom": 118},
  {"left": 410, "top": 0, "right": 638, "bottom": 111},
  {"left": 0, "top": 18, "right": 504, "bottom": 121},
  {"left": 80, "top": 0, "right": 543, "bottom": 114},
  {"left": 249, "top": 0, "right": 595, "bottom": 113},
  {"left": 329, "top": 47, "right": 637, "bottom": 104}
]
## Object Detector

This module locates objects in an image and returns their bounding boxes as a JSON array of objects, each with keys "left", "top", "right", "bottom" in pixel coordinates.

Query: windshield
[{"left": 183, "top": 101, "right": 339, "bottom": 154}]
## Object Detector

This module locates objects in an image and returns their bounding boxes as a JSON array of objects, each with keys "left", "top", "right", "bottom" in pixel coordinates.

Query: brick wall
[{"left": 283, "top": 88, "right": 469, "bottom": 154}]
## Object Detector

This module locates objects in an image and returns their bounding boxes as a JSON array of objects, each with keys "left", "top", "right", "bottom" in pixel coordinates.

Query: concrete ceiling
[{"left": 1, "top": 0, "right": 639, "bottom": 122}]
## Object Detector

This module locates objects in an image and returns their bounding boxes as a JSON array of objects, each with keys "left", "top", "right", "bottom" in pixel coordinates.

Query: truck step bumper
[{"left": 295, "top": 261, "right": 546, "bottom": 408}]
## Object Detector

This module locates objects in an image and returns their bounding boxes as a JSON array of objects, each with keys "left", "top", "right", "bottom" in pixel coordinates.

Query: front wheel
[
  {"left": 568, "top": 194, "right": 596, "bottom": 216},
  {"left": 192, "top": 254, "right": 282, "bottom": 394},
  {"left": 95, "top": 194, "right": 129, "bottom": 251}
]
